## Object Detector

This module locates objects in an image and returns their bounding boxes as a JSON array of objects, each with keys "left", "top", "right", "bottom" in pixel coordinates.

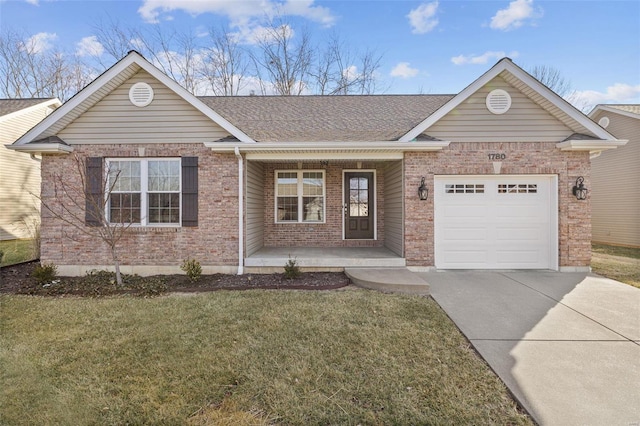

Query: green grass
[
  {"left": 0, "top": 239, "right": 37, "bottom": 267},
  {"left": 592, "top": 244, "right": 640, "bottom": 288},
  {"left": 0, "top": 290, "right": 532, "bottom": 425}
]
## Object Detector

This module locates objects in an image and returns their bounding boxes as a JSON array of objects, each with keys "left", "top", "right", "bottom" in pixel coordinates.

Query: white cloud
[
  {"left": 407, "top": 1, "right": 439, "bottom": 34},
  {"left": 138, "top": 0, "right": 336, "bottom": 27},
  {"left": 76, "top": 36, "right": 104, "bottom": 57},
  {"left": 231, "top": 23, "right": 294, "bottom": 45},
  {"left": 390, "top": 62, "right": 419, "bottom": 78},
  {"left": 451, "top": 50, "right": 519, "bottom": 65},
  {"left": 490, "top": 0, "right": 541, "bottom": 31},
  {"left": 23, "top": 32, "right": 57, "bottom": 54},
  {"left": 24, "top": 0, "right": 39, "bottom": 5},
  {"left": 573, "top": 83, "right": 640, "bottom": 106}
]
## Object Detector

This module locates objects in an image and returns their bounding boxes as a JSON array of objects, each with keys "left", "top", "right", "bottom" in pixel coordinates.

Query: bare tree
[
  {"left": 199, "top": 28, "right": 249, "bottom": 96},
  {"left": 252, "top": 21, "right": 313, "bottom": 95},
  {"left": 529, "top": 65, "right": 591, "bottom": 112},
  {"left": 39, "top": 154, "right": 133, "bottom": 286},
  {"left": 313, "top": 33, "right": 382, "bottom": 95}
]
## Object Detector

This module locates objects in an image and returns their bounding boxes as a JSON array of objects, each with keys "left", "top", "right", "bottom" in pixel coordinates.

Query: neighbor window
[
  {"left": 275, "top": 170, "right": 325, "bottom": 223},
  {"left": 107, "top": 158, "right": 181, "bottom": 226}
]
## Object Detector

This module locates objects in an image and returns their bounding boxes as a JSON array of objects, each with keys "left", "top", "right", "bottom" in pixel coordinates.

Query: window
[
  {"left": 275, "top": 170, "right": 325, "bottom": 223},
  {"left": 498, "top": 184, "right": 538, "bottom": 194},
  {"left": 107, "top": 158, "right": 181, "bottom": 226},
  {"left": 445, "top": 183, "right": 485, "bottom": 194}
]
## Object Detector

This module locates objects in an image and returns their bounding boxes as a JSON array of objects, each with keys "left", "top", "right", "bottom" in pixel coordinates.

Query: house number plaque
[{"left": 488, "top": 153, "right": 506, "bottom": 160}]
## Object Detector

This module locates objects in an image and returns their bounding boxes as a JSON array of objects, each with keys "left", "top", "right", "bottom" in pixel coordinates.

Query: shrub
[
  {"left": 181, "top": 258, "right": 202, "bottom": 282},
  {"left": 32, "top": 263, "right": 58, "bottom": 284},
  {"left": 284, "top": 256, "right": 301, "bottom": 280},
  {"left": 0, "top": 249, "right": 4, "bottom": 263}
]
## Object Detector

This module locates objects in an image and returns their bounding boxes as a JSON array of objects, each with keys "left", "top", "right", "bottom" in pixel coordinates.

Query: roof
[
  {"left": 0, "top": 98, "right": 58, "bottom": 117},
  {"left": 199, "top": 95, "right": 454, "bottom": 142},
  {"left": 601, "top": 104, "right": 640, "bottom": 115}
]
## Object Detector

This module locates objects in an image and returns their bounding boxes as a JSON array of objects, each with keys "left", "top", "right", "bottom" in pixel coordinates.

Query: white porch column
[{"left": 235, "top": 147, "right": 244, "bottom": 275}]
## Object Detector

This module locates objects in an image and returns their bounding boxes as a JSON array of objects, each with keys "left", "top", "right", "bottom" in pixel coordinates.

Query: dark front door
[{"left": 344, "top": 172, "right": 374, "bottom": 239}]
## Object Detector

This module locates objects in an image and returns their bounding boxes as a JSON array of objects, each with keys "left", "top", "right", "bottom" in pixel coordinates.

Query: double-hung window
[
  {"left": 107, "top": 158, "right": 181, "bottom": 226},
  {"left": 275, "top": 170, "right": 325, "bottom": 223}
]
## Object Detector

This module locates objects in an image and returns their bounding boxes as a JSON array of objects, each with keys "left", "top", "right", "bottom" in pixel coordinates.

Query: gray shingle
[
  {"left": 199, "top": 95, "right": 454, "bottom": 142},
  {"left": 0, "top": 98, "right": 55, "bottom": 117}
]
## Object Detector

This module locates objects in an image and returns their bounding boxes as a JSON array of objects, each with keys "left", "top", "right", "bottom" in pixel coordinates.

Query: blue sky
[{"left": 1, "top": 0, "right": 639, "bottom": 107}]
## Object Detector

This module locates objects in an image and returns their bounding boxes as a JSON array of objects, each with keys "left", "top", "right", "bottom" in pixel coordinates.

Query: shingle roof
[
  {"left": 0, "top": 98, "right": 55, "bottom": 117},
  {"left": 199, "top": 95, "right": 454, "bottom": 142}
]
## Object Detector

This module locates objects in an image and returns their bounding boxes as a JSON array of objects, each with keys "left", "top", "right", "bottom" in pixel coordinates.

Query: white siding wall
[
  {"left": 58, "top": 70, "right": 231, "bottom": 144},
  {"left": 245, "top": 161, "right": 265, "bottom": 256},
  {"left": 0, "top": 105, "right": 53, "bottom": 240},
  {"left": 384, "top": 161, "right": 403, "bottom": 256},
  {"left": 590, "top": 111, "right": 640, "bottom": 247},
  {"left": 428, "top": 76, "right": 573, "bottom": 142}
]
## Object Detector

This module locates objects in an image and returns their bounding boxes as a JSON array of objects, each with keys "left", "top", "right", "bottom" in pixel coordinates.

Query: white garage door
[{"left": 434, "top": 175, "right": 557, "bottom": 269}]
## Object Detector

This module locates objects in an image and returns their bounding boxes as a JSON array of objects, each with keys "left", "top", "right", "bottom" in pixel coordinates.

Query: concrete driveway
[{"left": 417, "top": 271, "right": 640, "bottom": 426}]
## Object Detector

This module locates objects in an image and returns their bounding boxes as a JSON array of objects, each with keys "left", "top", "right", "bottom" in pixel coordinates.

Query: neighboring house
[
  {"left": 588, "top": 105, "right": 640, "bottom": 248},
  {"left": 0, "top": 98, "right": 61, "bottom": 240},
  {"left": 8, "top": 51, "right": 626, "bottom": 276}
]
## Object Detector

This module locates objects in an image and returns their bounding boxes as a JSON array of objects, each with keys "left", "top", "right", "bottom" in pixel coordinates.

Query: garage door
[{"left": 434, "top": 175, "right": 557, "bottom": 269}]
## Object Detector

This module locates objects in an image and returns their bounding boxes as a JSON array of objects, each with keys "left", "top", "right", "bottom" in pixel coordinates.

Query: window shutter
[
  {"left": 182, "top": 157, "right": 198, "bottom": 227},
  {"left": 85, "top": 157, "right": 103, "bottom": 227}
]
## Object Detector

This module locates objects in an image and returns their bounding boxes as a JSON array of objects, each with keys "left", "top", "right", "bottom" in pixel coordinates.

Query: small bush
[
  {"left": 283, "top": 256, "right": 301, "bottom": 280},
  {"left": 181, "top": 258, "right": 202, "bottom": 282},
  {"left": 32, "top": 263, "right": 58, "bottom": 284},
  {"left": 0, "top": 249, "right": 4, "bottom": 263}
]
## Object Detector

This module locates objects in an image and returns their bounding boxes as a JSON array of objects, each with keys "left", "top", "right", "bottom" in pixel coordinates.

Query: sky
[{"left": 0, "top": 0, "right": 639, "bottom": 107}]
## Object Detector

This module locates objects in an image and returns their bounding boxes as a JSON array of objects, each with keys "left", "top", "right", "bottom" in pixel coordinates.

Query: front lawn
[
  {"left": 0, "top": 290, "right": 532, "bottom": 425},
  {"left": 591, "top": 244, "right": 640, "bottom": 288}
]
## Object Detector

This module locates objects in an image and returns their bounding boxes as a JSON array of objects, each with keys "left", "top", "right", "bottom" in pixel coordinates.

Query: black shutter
[
  {"left": 85, "top": 157, "right": 103, "bottom": 227},
  {"left": 182, "top": 157, "right": 198, "bottom": 227}
]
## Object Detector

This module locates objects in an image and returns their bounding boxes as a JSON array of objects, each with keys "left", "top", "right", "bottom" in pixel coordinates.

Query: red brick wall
[
  {"left": 262, "top": 162, "right": 385, "bottom": 247},
  {"left": 40, "top": 144, "right": 239, "bottom": 270},
  {"left": 404, "top": 142, "right": 591, "bottom": 268}
]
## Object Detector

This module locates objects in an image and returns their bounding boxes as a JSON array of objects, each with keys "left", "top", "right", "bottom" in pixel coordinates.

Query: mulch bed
[{"left": 0, "top": 261, "right": 351, "bottom": 297}]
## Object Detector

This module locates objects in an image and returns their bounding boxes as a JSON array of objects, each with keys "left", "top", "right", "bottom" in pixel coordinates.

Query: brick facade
[
  {"left": 403, "top": 142, "right": 591, "bottom": 268},
  {"left": 40, "top": 142, "right": 592, "bottom": 274},
  {"left": 40, "top": 144, "right": 239, "bottom": 274}
]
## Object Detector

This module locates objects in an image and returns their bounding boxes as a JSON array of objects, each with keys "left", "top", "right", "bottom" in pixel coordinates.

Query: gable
[
  {"left": 0, "top": 101, "right": 58, "bottom": 144},
  {"left": 58, "top": 70, "right": 231, "bottom": 144},
  {"left": 426, "top": 76, "right": 573, "bottom": 143}
]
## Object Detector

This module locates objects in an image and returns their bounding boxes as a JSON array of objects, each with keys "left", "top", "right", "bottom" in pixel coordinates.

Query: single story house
[
  {"left": 0, "top": 98, "right": 61, "bottom": 241},
  {"left": 588, "top": 105, "right": 640, "bottom": 248},
  {"left": 8, "top": 51, "right": 626, "bottom": 276}
]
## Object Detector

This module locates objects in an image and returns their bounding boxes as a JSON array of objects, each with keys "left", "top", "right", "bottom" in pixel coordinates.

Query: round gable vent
[
  {"left": 598, "top": 116, "right": 610, "bottom": 129},
  {"left": 486, "top": 89, "right": 512, "bottom": 114},
  {"left": 129, "top": 82, "right": 154, "bottom": 107}
]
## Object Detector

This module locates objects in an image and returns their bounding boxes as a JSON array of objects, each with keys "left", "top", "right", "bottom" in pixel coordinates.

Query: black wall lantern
[
  {"left": 418, "top": 177, "right": 429, "bottom": 201},
  {"left": 572, "top": 176, "right": 588, "bottom": 200}
]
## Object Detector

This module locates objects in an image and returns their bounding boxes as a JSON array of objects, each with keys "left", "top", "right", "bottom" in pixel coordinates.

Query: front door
[{"left": 344, "top": 172, "right": 374, "bottom": 239}]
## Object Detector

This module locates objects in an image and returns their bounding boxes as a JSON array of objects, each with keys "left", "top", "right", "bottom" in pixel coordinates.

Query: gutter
[{"left": 234, "top": 147, "right": 244, "bottom": 275}]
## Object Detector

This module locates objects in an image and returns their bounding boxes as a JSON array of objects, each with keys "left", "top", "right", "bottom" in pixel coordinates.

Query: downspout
[{"left": 235, "top": 147, "right": 244, "bottom": 275}]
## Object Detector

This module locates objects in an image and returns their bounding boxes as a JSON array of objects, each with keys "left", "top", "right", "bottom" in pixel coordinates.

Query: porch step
[
  {"left": 345, "top": 268, "right": 430, "bottom": 296},
  {"left": 245, "top": 247, "right": 406, "bottom": 269}
]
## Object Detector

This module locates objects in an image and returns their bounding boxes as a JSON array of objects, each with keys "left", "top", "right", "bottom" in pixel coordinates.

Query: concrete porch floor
[{"left": 245, "top": 246, "right": 406, "bottom": 269}]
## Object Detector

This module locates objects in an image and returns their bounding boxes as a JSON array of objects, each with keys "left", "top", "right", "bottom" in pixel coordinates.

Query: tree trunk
[{"left": 111, "top": 246, "right": 123, "bottom": 287}]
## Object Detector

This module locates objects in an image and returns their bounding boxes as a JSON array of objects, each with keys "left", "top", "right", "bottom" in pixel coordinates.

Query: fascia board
[
  {"left": 204, "top": 140, "right": 451, "bottom": 152},
  {"left": 0, "top": 98, "right": 62, "bottom": 123},
  {"left": 589, "top": 105, "right": 640, "bottom": 121},
  {"left": 6, "top": 143, "right": 74, "bottom": 154},
  {"left": 556, "top": 139, "right": 628, "bottom": 152}
]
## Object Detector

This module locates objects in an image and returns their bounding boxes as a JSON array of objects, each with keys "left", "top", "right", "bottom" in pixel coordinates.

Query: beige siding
[
  {"left": 590, "top": 111, "right": 640, "bottom": 247},
  {"left": 58, "top": 70, "right": 231, "bottom": 144},
  {"left": 384, "top": 161, "right": 403, "bottom": 256},
  {"left": 246, "top": 161, "right": 264, "bottom": 256},
  {"left": 0, "top": 106, "right": 53, "bottom": 240},
  {"left": 428, "top": 76, "right": 573, "bottom": 142}
]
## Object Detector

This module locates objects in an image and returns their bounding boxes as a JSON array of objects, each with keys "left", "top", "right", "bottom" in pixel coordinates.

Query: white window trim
[
  {"left": 274, "top": 169, "right": 326, "bottom": 224},
  {"left": 106, "top": 158, "right": 182, "bottom": 227}
]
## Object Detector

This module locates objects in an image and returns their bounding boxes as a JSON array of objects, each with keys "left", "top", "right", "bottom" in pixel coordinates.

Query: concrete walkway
[{"left": 417, "top": 271, "right": 640, "bottom": 426}]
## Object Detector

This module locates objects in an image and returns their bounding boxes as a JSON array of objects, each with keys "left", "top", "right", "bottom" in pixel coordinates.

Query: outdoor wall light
[
  {"left": 418, "top": 177, "right": 429, "bottom": 201},
  {"left": 572, "top": 176, "right": 588, "bottom": 200}
]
